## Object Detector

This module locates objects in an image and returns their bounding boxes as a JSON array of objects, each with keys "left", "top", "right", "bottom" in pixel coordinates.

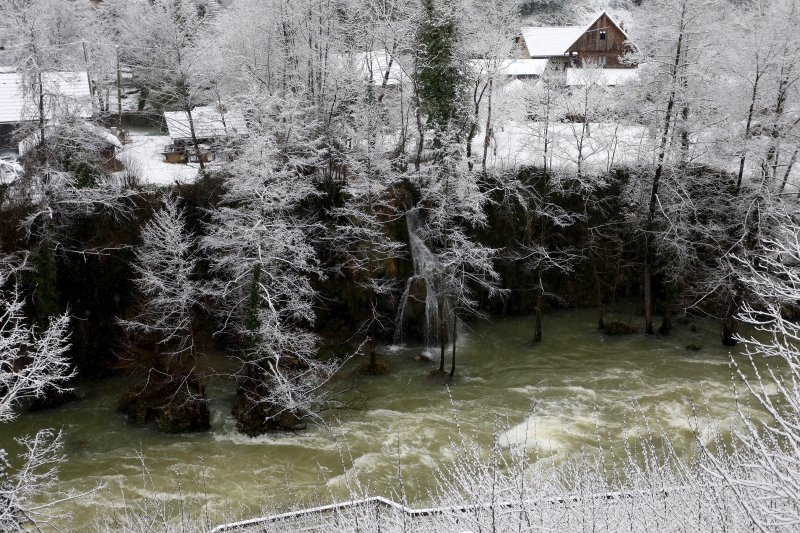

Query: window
[
  {"left": 600, "top": 30, "right": 607, "bottom": 41},
  {"left": 599, "top": 55, "right": 607, "bottom": 67}
]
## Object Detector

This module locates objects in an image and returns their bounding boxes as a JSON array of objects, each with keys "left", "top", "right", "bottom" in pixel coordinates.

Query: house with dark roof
[{"left": 517, "top": 11, "right": 635, "bottom": 69}]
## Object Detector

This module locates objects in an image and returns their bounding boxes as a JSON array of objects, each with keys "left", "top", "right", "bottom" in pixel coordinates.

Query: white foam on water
[
  {"left": 755, "top": 381, "right": 780, "bottom": 397},
  {"left": 680, "top": 357, "right": 731, "bottom": 366},
  {"left": 323, "top": 452, "right": 389, "bottom": 488},
  {"left": 499, "top": 414, "right": 596, "bottom": 453},
  {"left": 211, "top": 426, "right": 333, "bottom": 448},
  {"left": 384, "top": 344, "right": 408, "bottom": 353}
]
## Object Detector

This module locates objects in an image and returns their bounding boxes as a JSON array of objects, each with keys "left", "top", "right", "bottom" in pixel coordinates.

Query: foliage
[{"left": 0, "top": 258, "right": 73, "bottom": 530}]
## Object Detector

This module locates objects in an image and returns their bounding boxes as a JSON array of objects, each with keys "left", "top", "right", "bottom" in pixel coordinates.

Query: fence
[{"left": 209, "top": 490, "right": 676, "bottom": 533}]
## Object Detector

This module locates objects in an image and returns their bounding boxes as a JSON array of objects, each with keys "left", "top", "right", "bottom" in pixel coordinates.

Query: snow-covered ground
[
  {"left": 476, "top": 121, "right": 654, "bottom": 174},
  {"left": 115, "top": 134, "right": 199, "bottom": 186},
  {"left": 476, "top": 121, "right": 800, "bottom": 192}
]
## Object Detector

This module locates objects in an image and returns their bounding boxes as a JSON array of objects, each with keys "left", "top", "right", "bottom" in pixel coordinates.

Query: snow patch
[{"left": 115, "top": 134, "right": 199, "bottom": 185}]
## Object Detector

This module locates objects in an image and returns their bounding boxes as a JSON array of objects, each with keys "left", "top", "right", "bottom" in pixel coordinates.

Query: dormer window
[{"left": 600, "top": 30, "right": 607, "bottom": 41}]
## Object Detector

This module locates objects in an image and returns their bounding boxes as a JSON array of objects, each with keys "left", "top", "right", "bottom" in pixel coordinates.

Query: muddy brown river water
[{"left": 1, "top": 309, "right": 765, "bottom": 529}]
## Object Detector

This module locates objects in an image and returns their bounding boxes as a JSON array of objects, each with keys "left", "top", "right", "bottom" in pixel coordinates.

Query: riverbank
[{"left": 0, "top": 309, "right": 766, "bottom": 530}]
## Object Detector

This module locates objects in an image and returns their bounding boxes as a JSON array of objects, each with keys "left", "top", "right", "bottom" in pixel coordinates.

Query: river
[{"left": 1, "top": 309, "right": 762, "bottom": 529}]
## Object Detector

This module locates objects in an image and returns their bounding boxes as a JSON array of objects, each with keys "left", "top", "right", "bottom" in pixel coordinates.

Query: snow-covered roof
[
  {"left": 0, "top": 70, "right": 92, "bottom": 124},
  {"left": 520, "top": 26, "right": 585, "bottom": 57},
  {"left": 566, "top": 67, "right": 639, "bottom": 87},
  {"left": 468, "top": 58, "right": 549, "bottom": 79},
  {"left": 498, "top": 59, "right": 550, "bottom": 77},
  {"left": 164, "top": 105, "right": 248, "bottom": 142},
  {"left": 18, "top": 122, "right": 122, "bottom": 156},
  {"left": 352, "top": 50, "right": 407, "bottom": 87}
]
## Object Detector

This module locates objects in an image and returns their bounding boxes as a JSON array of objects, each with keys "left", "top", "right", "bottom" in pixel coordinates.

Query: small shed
[
  {"left": 497, "top": 59, "right": 549, "bottom": 79},
  {"left": 0, "top": 69, "right": 92, "bottom": 152},
  {"left": 163, "top": 105, "right": 247, "bottom": 146}
]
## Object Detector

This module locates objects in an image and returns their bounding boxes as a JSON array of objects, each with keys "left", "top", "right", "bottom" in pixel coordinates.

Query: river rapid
[{"left": 1, "top": 309, "right": 764, "bottom": 529}]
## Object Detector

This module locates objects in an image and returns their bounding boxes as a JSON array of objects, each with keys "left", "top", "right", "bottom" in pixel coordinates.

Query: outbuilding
[{"left": 0, "top": 68, "right": 92, "bottom": 154}]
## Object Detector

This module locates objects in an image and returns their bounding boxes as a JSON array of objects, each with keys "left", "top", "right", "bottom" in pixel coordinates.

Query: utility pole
[
  {"left": 38, "top": 69, "right": 45, "bottom": 150},
  {"left": 116, "top": 45, "right": 123, "bottom": 131},
  {"left": 82, "top": 41, "right": 96, "bottom": 114}
]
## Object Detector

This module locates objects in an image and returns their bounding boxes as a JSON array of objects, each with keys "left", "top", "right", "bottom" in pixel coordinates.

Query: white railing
[{"left": 209, "top": 489, "right": 677, "bottom": 532}]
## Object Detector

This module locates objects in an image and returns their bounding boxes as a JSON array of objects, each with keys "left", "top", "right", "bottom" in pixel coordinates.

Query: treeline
[{"left": 0, "top": 0, "right": 798, "bottom": 439}]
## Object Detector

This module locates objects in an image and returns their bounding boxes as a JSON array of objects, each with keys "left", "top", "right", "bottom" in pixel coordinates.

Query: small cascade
[{"left": 396, "top": 208, "right": 443, "bottom": 346}]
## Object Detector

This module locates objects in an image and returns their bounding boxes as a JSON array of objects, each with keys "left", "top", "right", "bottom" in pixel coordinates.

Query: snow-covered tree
[
  {"left": 121, "top": 196, "right": 198, "bottom": 362},
  {"left": 0, "top": 258, "right": 73, "bottom": 530},
  {"left": 331, "top": 80, "right": 406, "bottom": 373},
  {"left": 627, "top": 0, "right": 725, "bottom": 335},
  {"left": 462, "top": 0, "right": 521, "bottom": 174},
  {"left": 203, "top": 97, "right": 341, "bottom": 434},
  {"left": 563, "top": 64, "right": 611, "bottom": 180},
  {"left": 396, "top": 0, "right": 502, "bottom": 376},
  {"left": 103, "top": 0, "right": 215, "bottom": 168},
  {"left": 399, "top": 148, "right": 501, "bottom": 376},
  {"left": 115, "top": 196, "right": 209, "bottom": 433},
  {"left": 699, "top": 207, "right": 800, "bottom": 529},
  {"left": 516, "top": 170, "right": 583, "bottom": 342},
  {"left": 0, "top": 0, "right": 96, "bottom": 156}
]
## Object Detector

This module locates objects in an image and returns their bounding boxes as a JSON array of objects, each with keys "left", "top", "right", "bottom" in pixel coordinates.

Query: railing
[{"left": 209, "top": 489, "right": 677, "bottom": 532}]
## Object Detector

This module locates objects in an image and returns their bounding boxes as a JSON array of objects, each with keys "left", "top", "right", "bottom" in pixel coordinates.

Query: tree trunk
[
  {"left": 449, "top": 316, "right": 456, "bottom": 377},
  {"left": 644, "top": 1, "right": 685, "bottom": 337},
  {"left": 658, "top": 283, "right": 673, "bottom": 335},
  {"left": 721, "top": 305, "right": 738, "bottom": 347},
  {"left": 534, "top": 272, "right": 543, "bottom": 342},
  {"left": 466, "top": 79, "right": 486, "bottom": 171},
  {"left": 644, "top": 252, "right": 654, "bottom": 335},
  {"left": 466, "top": 120, "right": 477, "bottom": 171},
  {"left": 38, "top": 71, "right": 46, "bottom": 151},
  {"left": 764, "top": 63, "right": 790, "bottom": 184},
  {"left": 413, "top": 81, "right": 424, "bottom": 173},
  {"left": 778, "top": 145, "right": 799, "bottom": 194},
  {"left": 185, "top": 106, "right": 205, "bottom": 171},
  {"left": 594, "top": 267, "right": 605, "bottom": 330},
  {"left": 481, "top": 78, "right": 493, "bottom": 177},
  {"left": 737, "top": 71, "right": 761, "bottom": 191},
  {"left": 439, "top": 310, "right": 446, "bottom": 373},
  {"left": 659, "top": 304, "right": 672, "bottom": 335},
  {"left": 369, "top": 329, "right": 377, "bottom": 368}
]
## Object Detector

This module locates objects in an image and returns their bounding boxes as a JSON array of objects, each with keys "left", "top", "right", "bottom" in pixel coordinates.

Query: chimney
[{"left": 620, "top": 21, "right": 626, "bottom": 31}]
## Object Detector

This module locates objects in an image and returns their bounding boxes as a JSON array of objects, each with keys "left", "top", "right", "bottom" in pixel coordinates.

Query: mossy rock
[
  {"left": 118, "top": 374, "right": 210, "bottom": 434},
  {"left": 156, "top": 393, "right": 211, "bottom": 434},
  {"left": 233, "top": 366, "right": 309, "bottom": 436}
]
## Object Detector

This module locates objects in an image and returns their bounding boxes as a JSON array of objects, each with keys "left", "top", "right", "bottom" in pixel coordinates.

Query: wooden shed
[{"left": 0, "top": 68, "right": 92, "bottom": 153}]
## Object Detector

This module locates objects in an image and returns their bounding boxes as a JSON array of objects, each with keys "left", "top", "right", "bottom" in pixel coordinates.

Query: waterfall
[{"left": 395, "top": 208, "right": 443, "bottom": 346}]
